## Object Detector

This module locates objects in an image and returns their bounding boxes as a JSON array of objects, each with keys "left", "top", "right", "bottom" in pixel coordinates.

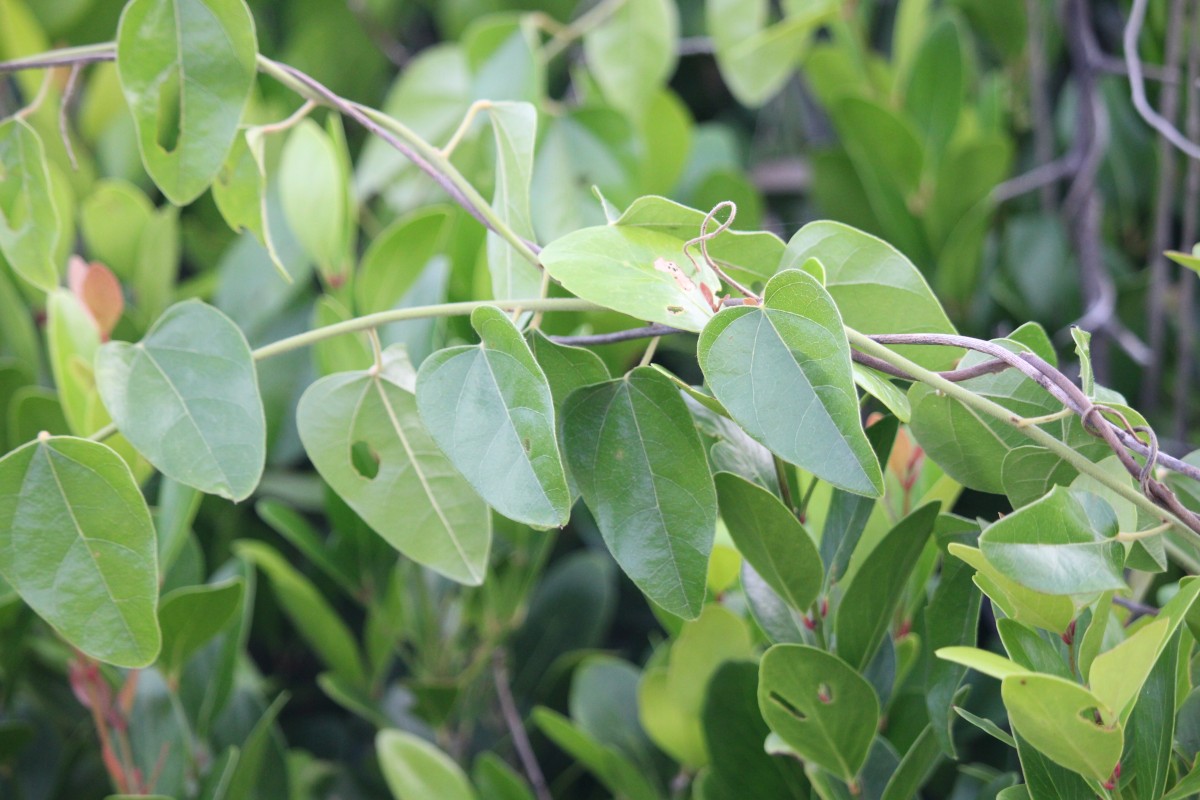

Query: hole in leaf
[
  {"left": 768, "top": 692, "right": 807, "bottom": 721},
  {"left": 1078, "top": 706, "right": 1104, "bottom": 726},
  {"left": 155, "top": 70, "right": 182, "bottom": 154},
  {"left": 350, "top": 440, "right": 381, "bottom": 479},
  {"left": 817, "top": 683, "right": 834, "bottom": 704}
]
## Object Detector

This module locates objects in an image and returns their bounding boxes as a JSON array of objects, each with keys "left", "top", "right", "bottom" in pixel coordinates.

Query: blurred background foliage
[{"left": 1, "top": 0, "right": 1199, "bottom": 797}]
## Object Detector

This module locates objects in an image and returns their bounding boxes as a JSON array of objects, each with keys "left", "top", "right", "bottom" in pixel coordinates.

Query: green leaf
[
  {"left": 948, "top": 544, "right": 1076, "bottom": 633},
  {"left": 526, "top": 331, "right": 611, "bottom": 414},
  {"left": 0, "top": 436, "right": 160, "bottom": 667},
  {"left": 472, "top": 753, "right": 535, "bottom": 800},
  {"left": 698, "top": 269, "right": 883, "bottom": 496},
  {"left": 640, "top": 604, "right": 754, "bottom": 767},
  {"left": 212, "top": 129, "right": 289, "bottom": 281},
  {"left": 708, "top": 0, "right": 837, "bottom": 107},
  {"left": 881, "top": 725, "right": 943, "bottom": 800},
  {"left": 533, "top": 708, "right": 659, "bottom": 800},
  {"left": 903, "top": 16, "right": 964, "bottom": 158},
  {"left": 486, "top": 102, "right": 541, "bottom": 299},
  {"left": 758, "top": 644, "right": 880, "bottom": 783},
  {"left": 280, "top": 118, "right": 351, "bottom": 281},
  {"left": 157, "top": 577, "right": 243, "bottom": 679},
  {"left": 935, "top": 647, "right": 1028, "bottom": 681},
  {"left": 953, "top": 707, "right": 1016, "bottom": 748},
  {"left": 1125, "top": 629, "right": 1177, "bottom": 800},
  {"left": 356, "top": 207, "right": 450, "bottom": 315},
  {"left": 540, "top": 223, "right": 720, "bottom": 332},
  {"left": 614, "top": 194, "right": 785, "bottom": 289},
  {"left": 781, "top": 221, "right": 957, "bottom": 370},
  {"left": 255, "top": 499, "right": 358, "bottom": 598},
  {"left": 1001, "top": 673, "right": 1122, "bottom": 783},
  {"left": 852, "top": 364, "right": 911, "bottom": 422},
  {"left": 701, "top": 661, "right": 809, "bottom": 799},
  {"left": 0, "top": 118, "right": 61, "bottom": 291},
  {"left": 96, "top": 300, "right": 266, "bottom": 502},
  {"left": 116, "top": 0, "right": 257, "bottom": 205},
  {"left": 298, "top": 345, "right": 491, "bottom": 584},
  {"left": 79, "top": 179, "right": 154, "bottom": 281},
  {"left": 1088, "top": 617, "right": 1169, "bottom": 725},
  {"left": 377, "top": 729, "right": 478, "bottom": 800},
  {"left": 235, "top": 540, "right": 367, "bottom": 688},
  {"left": 562, "top": 367, "right": 717, "bottom": 619},
  {"left": 715, "top": 471, "right": 822, "bottom": 611},
  {"left": 836, "top": 502, "right": 939, "bottom": 670},
  {"left": 979, "top": 487, "right": 1125, "bottom": 596},
  {"left": 416, "top": 307, "right": 569, "bottom": 528},
  {"left": 584, "top": 0, "right": 678, "bottom": 118},
  {"left": 220, "top": 692, "right": 289, "bottom": 799}
]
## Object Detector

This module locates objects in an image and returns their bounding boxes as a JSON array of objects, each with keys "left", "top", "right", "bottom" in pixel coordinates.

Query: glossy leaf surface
[
  {"left": 698, "top": 269, "right": 882, "bottom": 496},
  {"left": 563, "top": 367, "right": 716, "bottom": 619}
]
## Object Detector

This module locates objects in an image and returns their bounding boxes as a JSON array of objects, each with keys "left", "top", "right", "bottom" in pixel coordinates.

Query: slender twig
[
  {"left": 552, "top": 324, "right": 681, "bottom": 346},
  {"left": 1125, "top": 0, "right": 1200, "bottom": 159},
  {"left": 1141, "top": 0, "right": 1188, "bottom": 413},
  {"left": 1112, "top": 595, "right": 1160, "bottom": 618},
  {"left": 492, "top": 651, "right": 552, "bottom": 800},
  {"left": 0, "top": 43, "right": 114, "bottom": 73}
]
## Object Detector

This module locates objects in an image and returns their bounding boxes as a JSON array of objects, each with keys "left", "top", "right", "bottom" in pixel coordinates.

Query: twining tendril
[{"left": 683, "top": 201, "right": 758, "bottom": 301}]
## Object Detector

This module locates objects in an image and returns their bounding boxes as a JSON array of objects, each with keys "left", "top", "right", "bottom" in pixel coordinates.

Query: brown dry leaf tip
[
  {"left": 68, "top": 255, "right": 124, "bottom": 341},
  {"left": 653, "top": 257, "right": 697, "bottom": 293}
]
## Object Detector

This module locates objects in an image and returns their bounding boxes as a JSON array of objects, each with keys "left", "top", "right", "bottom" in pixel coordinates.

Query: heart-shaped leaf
[
  {"left": 416, "top": 307, "right": 570, "bottom": 528},
  {"left": 758, "top": 644, "right": 880, "bottom": 783},
  {"left": 116, "top": 0, "right": 258, "bottom": 205},
  {"left": 298, "top": 345, "right": 491, "bottom": 585},
  {"left": 698, "top": 269, "right": 882, "bottom": 496},
  {"left": 96, "top": 300, "right": 266, "bottom": 502},
  {"left": 0, "top": 436, "right": 160, "bottom": 667},
  {"left": 562, "top": 367, "right": 716, "bottom": 619}
]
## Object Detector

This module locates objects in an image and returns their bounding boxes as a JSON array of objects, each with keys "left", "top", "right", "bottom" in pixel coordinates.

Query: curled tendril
[{"left": 683, "top": 201, "right": 758, "bottom": 300}]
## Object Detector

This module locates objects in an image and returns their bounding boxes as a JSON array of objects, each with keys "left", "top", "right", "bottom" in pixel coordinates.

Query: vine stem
[
  {"left": 846, "top": 330, "right": 1199, "bottom": 540},
  {"left": 251, "top": 298, "right": 600, "bottom": 360}
]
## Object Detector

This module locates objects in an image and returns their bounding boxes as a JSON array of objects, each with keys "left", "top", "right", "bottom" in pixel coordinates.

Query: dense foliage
[{"left": 2, "top": 1, "right": 1200, "bottom": 799}]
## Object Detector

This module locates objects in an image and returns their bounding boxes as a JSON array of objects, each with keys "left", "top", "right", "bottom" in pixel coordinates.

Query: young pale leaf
[
  {"left": 1001, "top": 674, "right": 1122, "bottom": 783},
  {"left": 615, "top": 195, "right": 785, "bottom": 288},
  {"left": 0, "top": 119, "right": 61, "bottom": 291},
  {"left": 298, "top": 346, "right": 491, "bottom": 585},
  {"left": 1088, "top": 618, "right": 1169, "bottom": 725},
  {"left": 698, "top": 269, "right": 883, "bottom": 496},
  {"left": 0, "top": 436, "right": 160, "bottom": 667},
  {"left": 758, "top": 644, "right": 880, "bottom": 783},
  {"left": 562, "top": 367, "right": 717, "bottom": 619},
  {"left": 979, "top": 487, "right": 1126, "bottom": 596},
  {"left": 781, "top": 221, "right": 958, "bottom": 370},
  {"left": 212, "top": 130, "right": 289, "bottom": 281},
  {"left": 835, "top": 502, "right": 939, "bottom": 670},
  {"left": 539, "top": 224, "right": 719, "bottom": 332},
  {"left": 116, "top": 0, "right": 257, "bottom": 205},
  {"left": 584, "top": 0, "right": 679, "bottom": 118},
  {"left": 486, "top": 102, "right": 541, "bottom": 299},
  {"left": 377, "top": 729, "right": 478, "bottom": 800},
  {"left": 714, "top": 472, "right": 822, "bottom": 612},
  {"left": 280, "top": 119, "right": 350, "bottom": 281},
  {"left": 157, "top": 578, "right": 243, "bottom": 679},
  {"left": 934, "top": 647, "right": 1028, "bottom": 681},
  {"left": 948, "top": 544, "right": 1077, "bottom": 634},
  {"left": 96, "top": 300, "right": 266, "bottom": 501},
  {"left": 416, "top": 307, "right": 570, "bottom": 528}
]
